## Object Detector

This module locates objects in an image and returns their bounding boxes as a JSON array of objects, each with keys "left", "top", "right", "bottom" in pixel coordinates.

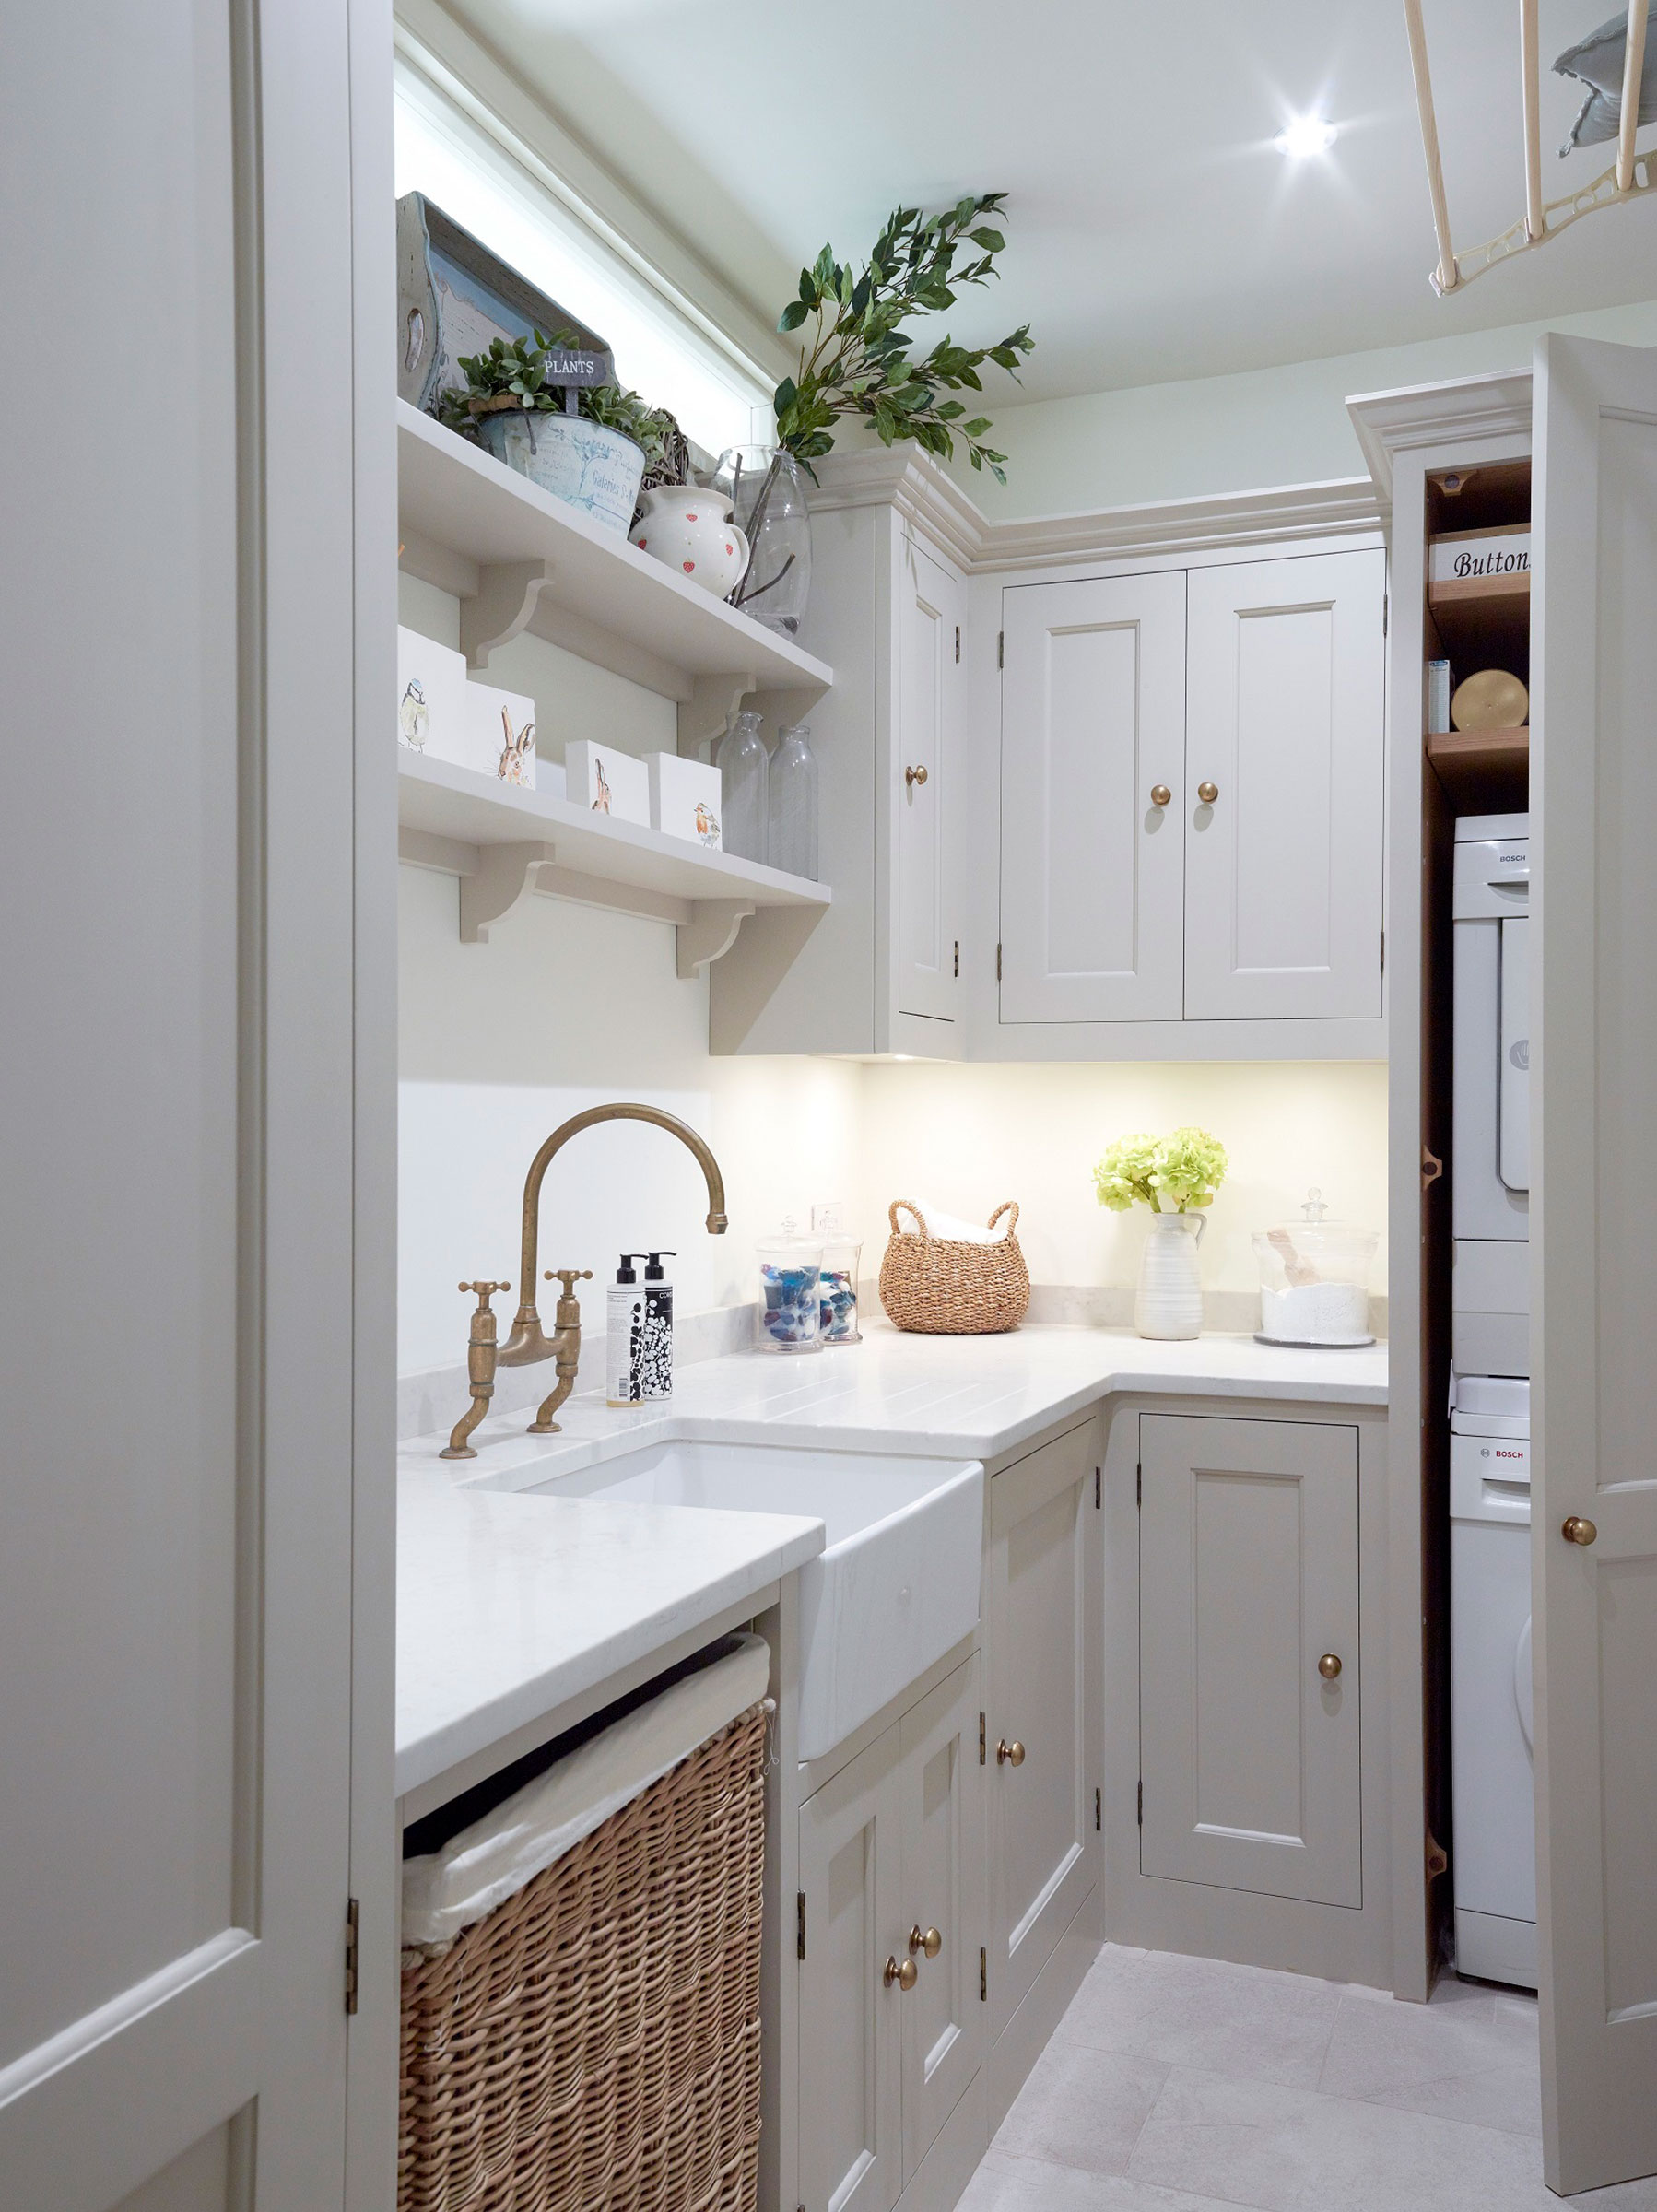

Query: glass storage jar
[
  {"left": 756, "top": 1219, "right": 824, "bottom": 1353},
  {"left": 1251, "top": 1188, "right": 1378, "bottom": 1347}
]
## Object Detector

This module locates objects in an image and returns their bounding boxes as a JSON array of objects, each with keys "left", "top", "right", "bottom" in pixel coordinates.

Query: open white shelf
[
  {"left": 396, "top": 401, "right": 832, "bottom": 751},
  {"left": 398, "top": 751, "right": 830, "bottom": 977}
]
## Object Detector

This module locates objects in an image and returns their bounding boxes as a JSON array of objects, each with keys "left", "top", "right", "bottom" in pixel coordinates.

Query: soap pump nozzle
[
  {"left": 616, "top": 1253, "right": 645, "bottom": 1285},
  {"left": 644, "top": 1250, "right": 676, "bottom": 1280}
]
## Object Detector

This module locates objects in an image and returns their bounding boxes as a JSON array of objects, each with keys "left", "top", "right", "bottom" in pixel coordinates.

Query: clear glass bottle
[
  {"left": 712, "top": 445, "right": 813, "bottom": 637},
  {"left": 715, "top": 709, "right": 769, "bottom": 864},
  {"left": 768, "top": 721, "right": 818, "bottom": 880}
]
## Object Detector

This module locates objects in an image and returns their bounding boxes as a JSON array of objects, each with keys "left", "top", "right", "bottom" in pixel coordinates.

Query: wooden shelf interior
[
  {"left": 1423, "top": 456, "right": 1531, "bottom": 813},
  {"left": 1425, "top": 726, "right": 1529, "bottom": 812}
]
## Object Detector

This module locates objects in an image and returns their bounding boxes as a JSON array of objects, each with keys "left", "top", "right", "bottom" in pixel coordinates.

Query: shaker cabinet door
[
  {"left": 896, "top": 536, "right": 962, "bottom": 1022},
  {"left": 1139, "top": 1414, "right": 1361, "bottom": 1907},
  {"left": 898, "top": 1656, "right": 985, "bottom": 2183},
  {"left": 999, "top": 571, "right": 1187, "bottom": 1023},
  {"left": 985, "top": 1420, "right": 1100, "bottom": 2037},
  {"left": 1183, "top": 550, "right": 1385, "bottom": 1020},
  {"left": 798, "top": 1726, "right": 904, "bottom": 2212}
]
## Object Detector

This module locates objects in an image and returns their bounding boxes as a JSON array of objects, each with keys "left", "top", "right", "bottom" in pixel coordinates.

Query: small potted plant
[
  {"left": 437, "top": 332, "right": 682, "bottom": 536},
  {"left": 1093, "top": 1127, "right": 1228, "bottom": 1340}
]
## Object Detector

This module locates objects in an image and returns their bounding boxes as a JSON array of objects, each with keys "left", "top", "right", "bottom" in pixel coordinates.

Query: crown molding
[
  {"left": 1346, "top": 370, "right": 1534, "bottom": 509},
  {"left": 807, "top": 447, "right": 1382, "bottom": 574}
]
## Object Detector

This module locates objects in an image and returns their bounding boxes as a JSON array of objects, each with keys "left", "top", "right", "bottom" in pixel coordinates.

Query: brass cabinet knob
[
  {"left": 996, "top": 1737, "right": 1026, "bottom": 1767},
  {"left": 1197, "top": 781, "right": 1219, "bottom": 804},
  {"left": 883, "top": 1954, "right": 919, "bottom": 1991},
  {"left": 905, "top": 764, "right": 929, "bottom": 788},
  {"left": 1318, "top": 1653, "right": 1343, "bottom": 1680},
  {"left": 909, "top": 1924, "right": 943, "bottom": 1959},
  {"left": 1562, "top": 1515, "right": 1598, "bottom": 1546},
  {"left": 1150, "top": 783, "right": 1172, "bottom": 808}
]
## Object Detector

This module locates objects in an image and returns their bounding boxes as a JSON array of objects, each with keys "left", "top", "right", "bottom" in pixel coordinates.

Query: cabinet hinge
[
  {"left": 979, "top": 1711, "right": 986, "bottom": 1765},
  {"left": 1380, "top": 928, "right": 1386, "bottom": 973},
  {"left": 1095, "top": 1465, "right": 1101, "bottom": 1509},
  {"left": 980, "top": 1946, "right": 988, "bottom": 2002},
  {"left": 955, "top": 623, "right": 961, "bottom": 664},
  {"left": 954, "top": 939, "right": 960, "bottom": 979},
  {"left": 345, "top": 1896, "right": 360, "bottom": 2016},
  {"left": 996, "top": 942, "right": 1003, "bottom": 982},
  {"left": 1135, "top": 1462, "right": 1142, "bottom": 1507},
  {"left": 1095, "top": 1785, "right": 1101, "bottom": 1832},
  {"left": 1137, "top": 1780, "right": 1144, "bottom": 1827},
  {"left": 1426, "top": 1831, "right": 1449, "bottom": 1882},
  {"left": 797, "top": 1890, "right": 806, "bottom": 1960},
  {"left": 1382, "top": 593, "right": 1389, "bottom": 637},
  {"left": 997, "top": 630, "right": 1004, "bottom": 669}
]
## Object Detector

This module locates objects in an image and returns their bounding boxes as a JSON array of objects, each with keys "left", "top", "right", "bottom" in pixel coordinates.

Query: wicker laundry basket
[
  {"left": 878, "top": 1199, "right": 1030, "bottom": 1335},
  {"left": 399, "top": 1700, "right": 769, "bottom": 2212}
]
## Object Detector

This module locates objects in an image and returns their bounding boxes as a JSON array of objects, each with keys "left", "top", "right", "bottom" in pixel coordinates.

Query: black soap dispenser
[{"left": 605, "top": 1250, "right": 676, "bottom": 1406}]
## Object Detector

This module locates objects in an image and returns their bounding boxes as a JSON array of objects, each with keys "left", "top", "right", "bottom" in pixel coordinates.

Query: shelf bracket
[
  {"left": 676, "top": 672, "right": 756, "bottom": 759},
  {"left": 460, "top": 559, "right": 555, "bottom": 671},
  {"left": 676, "top": 899, "right": 756, "bottom": 980},
  {"left": 458, "top": 840, "right": 558, "bottom": 944}
]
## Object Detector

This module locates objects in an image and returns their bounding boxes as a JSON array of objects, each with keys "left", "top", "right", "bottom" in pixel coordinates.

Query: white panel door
[
  {"left": 1139, "top": 1417, "right": 1361, "bottom": 1907},
  {"left": 0, "top": 8, "right": 381, "bottom": 2211},
  {"left": 1532, "top": 332, "right": 1657, "bottom": 2196},
  {"left": 898, "top": 1657, "right": 983, "bottom": 2183},
  {"left": 897, "top": 537, "right": 962, "bottom": 1021},
  {"left": 985, "top": 1423, "right": 1100, "bottom": 2036},
  {"left": 798, "top": 1728, "right": 902, "bottom": 2212},
  {"left": 1184, "top": 550, "right": 1385, "bottom": 1019},
  {"left": 999, "top": 572, "right": 1186, "bottom": 1022}
]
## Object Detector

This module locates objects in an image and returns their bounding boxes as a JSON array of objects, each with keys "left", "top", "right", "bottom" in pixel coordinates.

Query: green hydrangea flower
[{"left": 1092, "top": 1126, "right": 1228, "bottom": 1214}]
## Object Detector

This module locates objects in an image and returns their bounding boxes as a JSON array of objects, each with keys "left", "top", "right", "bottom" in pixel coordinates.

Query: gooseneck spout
[{"left": 499, "top": 1103, "right": 728, "bottom": 1370}]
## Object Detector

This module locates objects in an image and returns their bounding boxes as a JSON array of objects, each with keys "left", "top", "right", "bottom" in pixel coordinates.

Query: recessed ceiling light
[{"left": 1275, "top": 115, "right": 1337, "bottom": 159}]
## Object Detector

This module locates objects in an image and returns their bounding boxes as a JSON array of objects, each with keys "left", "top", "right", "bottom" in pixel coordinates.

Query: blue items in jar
[
  {"left": 757, "top": 1221, "right": 824, "bottom": 1353},
  {"left": 818, "top": 1237, "right": 863, "bottom": 1344}
]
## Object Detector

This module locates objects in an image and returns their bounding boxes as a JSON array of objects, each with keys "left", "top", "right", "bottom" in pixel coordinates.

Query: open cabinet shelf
[
  {"left": 397, "top": 751, "right": 830, "bottom": 977},
  {"left": 396, "top": 401, "right": 832, "bottom": 750},
  {"left": 1426, "top": 726, "right": 1529, "bottom": 811}
]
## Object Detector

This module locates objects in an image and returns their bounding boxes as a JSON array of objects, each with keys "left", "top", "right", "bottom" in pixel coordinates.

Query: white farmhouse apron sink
[{"left": 485, "top": 1441, "right": 984, "bottom": 1759}]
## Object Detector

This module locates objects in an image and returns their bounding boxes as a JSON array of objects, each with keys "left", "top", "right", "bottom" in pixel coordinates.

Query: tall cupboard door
[
  {"left": 1531, "top": 331, "right": 1657, "bottom": 2196},
  {"left": 898, "top": 1658, "right": 984, "bottom": 2181},
  {"left": 896, "top": 536, "right": 963, "bottom": 1022},
  {"left": 1183, "top": 550, "right": 1385, "bottom": 1020},
  {"left": 999, "top": 571, "right": 1186, "bottom": 1022},
  {"left": 985, "top": 1422, "right": 1101, "bottom": 2037},
  {"left": 1138, "top": 1416, "right": 1361, "bottom": 1907},
  {"left": 798, "top": 1727, "right": 902, "bottom": 2212}
]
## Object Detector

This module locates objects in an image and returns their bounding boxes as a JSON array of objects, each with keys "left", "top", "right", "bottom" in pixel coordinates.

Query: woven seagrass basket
[
  {"left": 399, "top": 1700, "right": 769, "bottom": 2212},
  {"left": 878, "top": 1199, "right": 1030, "bottom": 1335}
]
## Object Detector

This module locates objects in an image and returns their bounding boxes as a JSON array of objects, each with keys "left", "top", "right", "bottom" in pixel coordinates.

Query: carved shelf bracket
[
  {"left": 460, "top": 559, "right": 556, "bottom": 671},
  {"left": 458, "top": 841, "right": 559, "bottom": 944},
  {"left": 676, "top": 671, "right": 756, "bottom": 759},
  {"left": 676, "top": 899, "right": 757, "bottom": 980}
]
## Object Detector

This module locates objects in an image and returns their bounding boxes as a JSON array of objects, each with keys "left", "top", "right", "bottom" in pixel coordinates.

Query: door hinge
[
  {"left": 979, "top": 1710, "right": 986, "bottom": 1765},
  {"left": 345, "top": 1896, "right": 360, "bottom": 2016},
  {"left": 1382, "top": 593, "right": 1389, "bottom": 637},
  {"left": 997, "top": 629, "right": 1004, "bottom": 669},
  {"left": 1095, "top": 1785, "right": 1101, "bottom": 1832},
  {"left": 996, "top": 941, "right": 1003, "bottom": 982},
  {"left": 1095, "top": 1465, "right": 1101, "bottom": 1510},
  {"left": 1135, "top": 1462, "right": 1142, "bottom": 1507},
  {"left": 797, "top": 1890, "right": 806, "bottom": 1960},
  {"left": 980, "top": 1946, "right": 988, "bottom": 2002},
  {"left": 1380, "top": 928, "right": 1386, "bottom": 973},
  {"left": 954, "top": 938, "right": 960, "bottom": 979},
  {"left": 1137, "top": 1780, "right": 1144, "bottom": 1827},
  {"left": 955, "top": 623, "right": 961, "bottom": 664}
]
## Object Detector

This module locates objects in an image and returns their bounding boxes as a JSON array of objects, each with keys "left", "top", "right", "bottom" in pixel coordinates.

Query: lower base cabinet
[{"left": 798, "top": 1655, "right": 984, "bottom": 2212}]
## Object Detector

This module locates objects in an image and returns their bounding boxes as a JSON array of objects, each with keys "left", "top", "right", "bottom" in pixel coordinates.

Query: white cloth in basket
[
  {"left": 402, "top": 1631, "right": 771, "bottom": 1951},
  {"left": 900, "top": 1198, "right": 1011, "bottom": 1245}
]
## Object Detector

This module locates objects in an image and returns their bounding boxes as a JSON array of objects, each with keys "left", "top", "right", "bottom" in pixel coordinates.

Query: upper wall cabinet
[
  {"left": 998, "top": 547, "right": 1386, "bottom": 1040},
  {"left": 1184, "top": 551, "right": 1386, "bottom": 1021},
  {"left": 898, "top": 538, "right": 966, "bottom": 1024},
  {"left": 999, "top": 571, "right": 1187, "bottom": 1022}
]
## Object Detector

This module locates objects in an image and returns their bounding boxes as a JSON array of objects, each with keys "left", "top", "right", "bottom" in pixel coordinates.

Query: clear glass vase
[
  {"left": 712, "top": 445, "right": 813, "bottom": 637},
  {"left": 768, "top": 722, "right": 818, "bottom": 881},
  {"left": 715, "top": 709, "right": 769, "bottom": 864}
]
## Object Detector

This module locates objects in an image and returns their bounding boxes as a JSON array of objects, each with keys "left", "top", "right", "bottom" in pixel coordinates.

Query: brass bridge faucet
[{"left": 441, "top": 1103, "right": 728, "bottom": 1459}]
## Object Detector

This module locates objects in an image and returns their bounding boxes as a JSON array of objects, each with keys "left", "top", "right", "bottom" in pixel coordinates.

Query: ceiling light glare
[{"left": 1275, "top": 115, "right": 1337, "bottom": 159}]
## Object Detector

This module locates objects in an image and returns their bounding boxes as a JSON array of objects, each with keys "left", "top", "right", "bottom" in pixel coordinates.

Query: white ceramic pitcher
[
  {"left": 632, "top": 486, "right": 750, "bottom": 598},
  {"left": 1135, "top": 1212, "right": 1206, "bottom": 1339}
]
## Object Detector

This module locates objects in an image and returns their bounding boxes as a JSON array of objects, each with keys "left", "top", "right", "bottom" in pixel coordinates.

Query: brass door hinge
[
  {"left": 955, "top": 623, "right": 961, "bottom": 664},
  {"left": 996, "top": 942, "right": 1003, "bottom": 982},
  {"left": 797, "top": 1890, "right": 806, "bottom": 1960},
  {"left": 1095, "top": 1786, "right": 1101, "bottom": 1832},
  {"left": 1426, "top": 1831, "right": 1449, "bottom": 1881},
  {"left": 345, "top": 1897, "right": 360, "bottom": 2016},
  {"left": 980, "top": 1946, "right": 988, "bottom": 2002},
  {"left": 979, "top": 1711, "right": 986, "bottom": 1765},
  {"left": 954, "top": 939, "right": 960, "bottom": 979},
  {"left": 997, "top": 630, "right": 1004, "bottom": 669}
]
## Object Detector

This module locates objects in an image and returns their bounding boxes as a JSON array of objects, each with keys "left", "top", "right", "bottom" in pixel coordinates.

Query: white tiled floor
[{"left": 962, "top": 1946, "right": 1657, "bottom": 2212}]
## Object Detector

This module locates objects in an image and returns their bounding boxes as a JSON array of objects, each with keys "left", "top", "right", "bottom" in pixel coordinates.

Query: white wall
[{"left": 960, "top": 297, "right": 1657, "bottom": 518}]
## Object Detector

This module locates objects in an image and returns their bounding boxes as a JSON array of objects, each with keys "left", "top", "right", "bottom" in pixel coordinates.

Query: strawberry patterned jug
[{"left": 632, "top": 485, "right": 749, "bottom": 599}]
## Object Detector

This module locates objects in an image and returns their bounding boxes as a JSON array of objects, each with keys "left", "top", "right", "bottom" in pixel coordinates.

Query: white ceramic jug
[
  {"left": 632, "top": 486, "right": 749, "bottom": 598},
  {"left": 1135, "top": 1212, "right": 1205, "bottom": 1339}
]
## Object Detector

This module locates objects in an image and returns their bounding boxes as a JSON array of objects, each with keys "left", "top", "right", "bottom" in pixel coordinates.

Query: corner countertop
[{"left": 397, "top": 1324, "right": 1387, "bottom": 1800}]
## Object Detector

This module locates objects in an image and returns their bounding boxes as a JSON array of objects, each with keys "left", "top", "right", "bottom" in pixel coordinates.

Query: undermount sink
[{"left": 489, "top": 1440, "right": 984, "bottom": 1760}]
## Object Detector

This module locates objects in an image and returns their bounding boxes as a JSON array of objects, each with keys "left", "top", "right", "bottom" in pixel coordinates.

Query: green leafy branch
[{"left": 772, "top": 194, "right": 1034, "bottom": 483}]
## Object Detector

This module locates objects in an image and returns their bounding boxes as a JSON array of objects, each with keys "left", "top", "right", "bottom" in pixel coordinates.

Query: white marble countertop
[{"left": 397, "top": 1324, "right": 1387, "bottom": 1799}]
